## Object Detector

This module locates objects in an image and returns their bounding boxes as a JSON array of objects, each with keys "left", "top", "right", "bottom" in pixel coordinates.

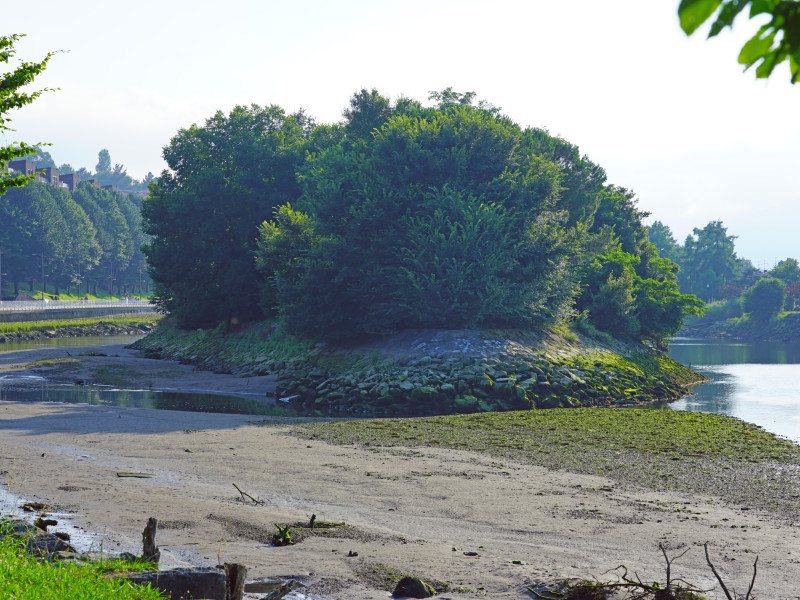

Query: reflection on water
[
  {"left": 668, "top": 339, "right": 800, "bottom": 443},
  {"left": 0, "top": 335, "right": 301, "bottom": 417},
  {"left": 0, "top": 376, "right": 298, "bottom": 417}
]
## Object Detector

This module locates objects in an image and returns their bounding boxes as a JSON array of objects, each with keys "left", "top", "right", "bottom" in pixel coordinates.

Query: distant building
[
  {"left": 59, "top": 172, "right": 81, "bottom": 191},
  {"left": 85, "top": 179, "right": 102, "bottom": 188},
  {"left": 8, "top": 159, "right": 37, "bottom": 175},
  {"left": 102, "top": 184, "right": 118, "bottom": 192},
  {"left": 41, "top": 167, "right": 60, "bottom": 186}
]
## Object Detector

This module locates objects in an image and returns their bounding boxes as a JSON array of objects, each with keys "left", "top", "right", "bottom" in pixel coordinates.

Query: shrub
[{"left": 742, "top": 277, "right": 786, "bottom": 321}]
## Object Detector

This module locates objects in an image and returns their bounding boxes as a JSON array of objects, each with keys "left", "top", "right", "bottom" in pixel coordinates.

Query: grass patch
[
  {"left": 297, "top": 408, "right": 796, "bottom": 462},
  {"left": 0, "top": 523, "right": 164, "bottom": 600},
  {"left": 294, "top": 409, "right": 800, "bottom": 517},
  {"left": 353, "top": 562, "right": 450, "bottom": 594}
]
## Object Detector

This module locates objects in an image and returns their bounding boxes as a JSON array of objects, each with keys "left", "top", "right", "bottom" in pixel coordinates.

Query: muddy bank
[
  {"left": 0, "top": 343, "right": 277, "bottom": 400},
  {"left": 1, "top": 402, "right": 799, "bottom": 600}
]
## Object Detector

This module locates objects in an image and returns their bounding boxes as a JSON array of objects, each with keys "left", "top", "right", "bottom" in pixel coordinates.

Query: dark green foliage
[
  {"left": 0, "top": 180, "right": 150, "bottom": 297},
  {"left": 146, "top": 89, "right": 702, "bottom": 342},
  {"left": 523, "top": 128, "right": 607, "bottom": 226},
  {"left": 679, "top": 220, "right": 739, "bottom": 301},
  {"left": 576, "top": 248, "right": 703, "bottom": 345},
  {"left": 647, "top": 220, "right": 683, "bottom": 264},
  {"left": 142, "top": 105, "right": 314, "bottom": 329},
  {"left": 258, "top": 104, "right": 583, "bottom": 340},
  {"left": 742, "top": 276, "right": 786, "bottom": 321}
]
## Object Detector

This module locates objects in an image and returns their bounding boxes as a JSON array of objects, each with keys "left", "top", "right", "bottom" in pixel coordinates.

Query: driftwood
[
  {"left": 232, "top": 482, "right": 266, "bottom": 504},
  {"left": 223, "top": 562, "right": 247, "bottom": 600},
  {"left": 141, "top": 517, "right": 160, "bottom": 565}
]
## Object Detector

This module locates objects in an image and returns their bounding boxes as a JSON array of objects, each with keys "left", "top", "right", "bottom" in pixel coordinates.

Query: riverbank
[
  {"left": 0, "top": 314, "right": 161, "bottom": 344},
  {"left": 681, "top": 311, "right": 800, "bottom": 342},
  {"left": 1, "top": 400, "right": 799, "bottom": 599},
  {"left": 132, "top": 322, "right": 704, "bottom": 416}
]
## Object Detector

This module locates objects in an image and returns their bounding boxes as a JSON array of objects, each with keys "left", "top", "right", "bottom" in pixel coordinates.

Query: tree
[
  {"left": 261, "top": 103, "right": 582, "bottom": 340},
  {"left": 19, "top": 146, "right": 55, "bottom": 168},
  {"left": 770, "top": 257, "right": 800, "bottom": 285},
  {"left": 647, "top": 220, "right": 683, "bottom": 264},
  {"left": 142, "top": 104, "right": 313, "bottom": 329},
  {"left": 342, "top": 88, "right": 393, "bottom": 140},
  {"left": 95, "top": 149, "right": 111, "bottom": 173},
  {"left": 742, "top": 277, "right": 786, "bottom": 320},
  {"left": 1, "top": 34, "right": 56, "bottom": 196},
  {"left": 678, "top": 0, "right": 800, "bottom": 82},
  {"left": 680, "top": 220, "right": 740, "bottom": 301}
]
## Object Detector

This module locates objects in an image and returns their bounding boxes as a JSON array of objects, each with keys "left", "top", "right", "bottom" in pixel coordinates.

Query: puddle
[
  {"left": 0, "top": 484, "right": 108, "bottom": 554},
  {"left": 0, "top": 378, "right": 299, "bottom": 416}
]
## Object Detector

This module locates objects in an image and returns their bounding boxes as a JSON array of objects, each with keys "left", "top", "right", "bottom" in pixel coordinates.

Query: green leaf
[
  {"left": 709, "top": 0, "right": 749, "bottom": 37},
  {"left": 738, "top": 28, "right": 776, "bottom": 64},
  {"left": 678, "top": 0, "right": 724, "bottom": 34}
]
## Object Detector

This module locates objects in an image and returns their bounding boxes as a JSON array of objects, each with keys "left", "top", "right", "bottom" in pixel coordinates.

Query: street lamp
[{"left": 31, "top": 253, "right": 44, "bottom": 300}]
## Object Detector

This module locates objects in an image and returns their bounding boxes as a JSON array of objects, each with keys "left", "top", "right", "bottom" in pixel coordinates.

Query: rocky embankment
[
  {"left": 0, "top": 320, "right": 158, "bottom": 344},
  {"left": 133, "top": 324, "right": 703, "bottom": 416},
  {"left": 680, "top": 312, "right": 800, "bottom": 342}
]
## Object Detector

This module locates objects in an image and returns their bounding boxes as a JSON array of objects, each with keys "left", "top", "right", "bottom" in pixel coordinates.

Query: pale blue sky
[{"left": 4, "top": 0, "right": 798, "bottom": 268}]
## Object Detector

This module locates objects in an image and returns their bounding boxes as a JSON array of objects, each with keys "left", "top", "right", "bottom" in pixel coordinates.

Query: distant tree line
[
  {"left": 647, "top": 219, "right": 800, "bottom": 321},
  {"left": 143, "top": 89, "right": 704, "bottom": 346},
  {"left": 0, "top": 180, "right": 148, "bottom": 298}
]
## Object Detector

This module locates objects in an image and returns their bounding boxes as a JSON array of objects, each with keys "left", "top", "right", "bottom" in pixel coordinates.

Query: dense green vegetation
[
  {"left": 143, "top": 89, "right": 702, "bottom": 345},
  {"left": 649, "top": 220, "right": 800, "bottom": 334},
  {"left": 0, "top": 180, "right": 148, "bottom": 299}
]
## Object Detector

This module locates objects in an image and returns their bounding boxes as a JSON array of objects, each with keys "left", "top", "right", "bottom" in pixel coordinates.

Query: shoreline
[
  {"left": 2, "top": 402, "right": 799, "bottom": 599},
  {"left": 2, "top": 341, "right": 800, "bottom": 599}
]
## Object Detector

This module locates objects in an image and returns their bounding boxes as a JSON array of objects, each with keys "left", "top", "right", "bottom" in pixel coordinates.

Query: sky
[{"left": 3, "top": 0, "right": 798, "bottom": 268}]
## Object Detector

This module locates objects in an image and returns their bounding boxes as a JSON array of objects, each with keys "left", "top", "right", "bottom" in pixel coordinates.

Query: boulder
[{"left": 393, "top": 576, "right": 436, "bottom": 598}]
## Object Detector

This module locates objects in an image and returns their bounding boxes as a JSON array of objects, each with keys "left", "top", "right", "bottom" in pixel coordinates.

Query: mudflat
[{"left": 1, "top": 344, "right": 799, "bottom": 599}]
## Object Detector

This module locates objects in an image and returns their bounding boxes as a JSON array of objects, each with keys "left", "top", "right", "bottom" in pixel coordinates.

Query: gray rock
[
  {"left": 393, "top": 575, "right": 436, "bottom": 598},
  {"left": 118, "top": 568, "right": 228, "bottom": 600}
]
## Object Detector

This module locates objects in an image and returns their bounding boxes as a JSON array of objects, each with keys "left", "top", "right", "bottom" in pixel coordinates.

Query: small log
[
  {"left": 142, "top": 517, "right": 160, "bottom": 565},
  {"left": 223, "top": 563, "right": 247, "bottom": 600}
]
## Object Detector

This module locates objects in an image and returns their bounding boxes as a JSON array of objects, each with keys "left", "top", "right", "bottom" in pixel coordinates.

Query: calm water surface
[
  {"left": 668, "top": 338, "right": 800, "bottom": 443},
  {"left": 0, "top": 335, "right": 298, "bottom": 417}
]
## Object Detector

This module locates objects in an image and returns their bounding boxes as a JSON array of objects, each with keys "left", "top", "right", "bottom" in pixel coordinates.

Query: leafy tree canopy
[
  {"left": 770, "top": 257, "right": 800, "bottom": 284},
  {"left": 742, "top": 276, "right": 786, "bottom": 320},
  {"left": 1, "top": 34, "right": 56, "bottom": 195},
  {"left": 678, "top": 0, "right": 800, "bottom": 82},
  {"left": 143, "top": 88, "right": 701, "bottom": 342}
]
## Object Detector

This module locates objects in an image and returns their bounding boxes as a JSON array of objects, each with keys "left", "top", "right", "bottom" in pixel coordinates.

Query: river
[
  {"left": 668, "top": 338, "right": 800, "bottom": 443},
  {"left": 3, "top": 335, "right": 800, "bottom": 444}
]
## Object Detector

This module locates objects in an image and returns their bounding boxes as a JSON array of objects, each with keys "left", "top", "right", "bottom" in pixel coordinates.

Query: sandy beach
[{"left": 1, "top": 344, "right": 799, "bottom": 599}]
